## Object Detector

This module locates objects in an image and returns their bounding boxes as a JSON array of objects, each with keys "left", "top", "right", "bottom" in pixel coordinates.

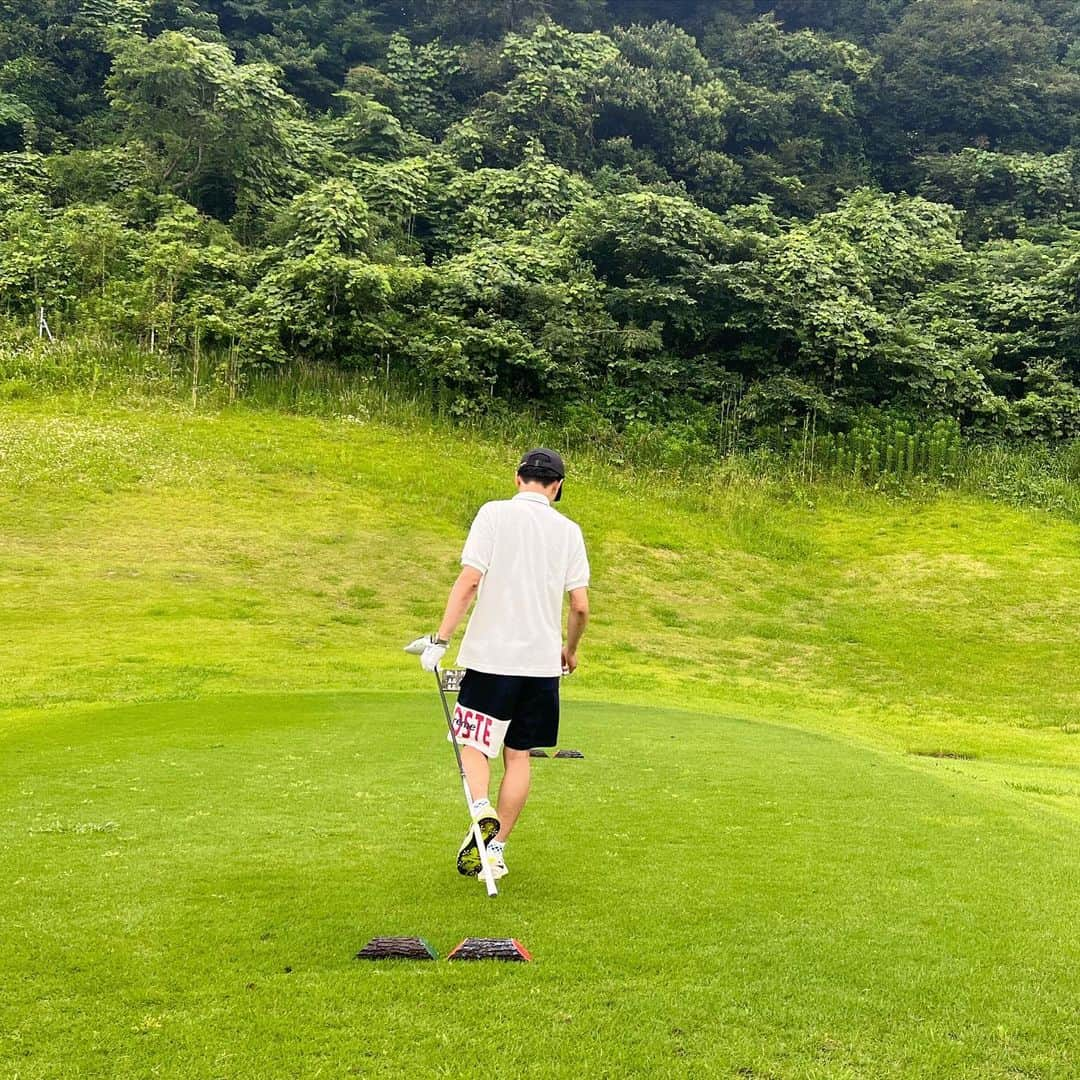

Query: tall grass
[
  {"left": 4, "top": 333, "right": 1080, "bottom": 517},
  {"left": 0, "top": 332, "right": 184, "bottom": 400}
]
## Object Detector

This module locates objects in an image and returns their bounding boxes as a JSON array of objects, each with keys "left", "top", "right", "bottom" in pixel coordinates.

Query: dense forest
[{"left": 3, "top": 0, "right": 1080, "bottom": 439}]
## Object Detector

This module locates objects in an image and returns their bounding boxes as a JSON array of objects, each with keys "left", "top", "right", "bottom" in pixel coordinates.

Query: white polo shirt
[{"left": 456, "top": 492, "right": 590, "bottom": 678}]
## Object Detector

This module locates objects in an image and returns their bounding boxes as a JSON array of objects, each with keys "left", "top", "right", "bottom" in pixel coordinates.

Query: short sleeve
[
  {"left": 461, "top": 503, "right": 496, "bottom": 573},
  {"left": 564, "top": 526, "right": 590, "bottom": 592}
]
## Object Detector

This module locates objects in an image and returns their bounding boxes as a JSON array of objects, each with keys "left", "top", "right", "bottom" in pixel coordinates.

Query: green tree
[
  {"left": 918, "top": 148, "right": 1079, "bottom": 241},
  {"left": 562, "top": 190, "right": 751, "bottom": 414},
  {"left": 250, "top": 178, "right": 424, "bottom": 365},
  {"left": 383, "top": 32, "right": 467, "bottom": 140},
  {"left": 190, "top": 0, "right": 383, "bottom": 108},
  {"left": 430, "top": 139, "right": 589, "bottom": 252},
  {"left": 400, "top": 233, "right": 610, "bottom": 406},
  {"left": 0, "top": 197, "right": 136, "bottom": 321},
  {"left": 595, "top": 23, "right": 740, "bottom": 208},
  {"left": 400, "top": 0, "right": 606, "bottom": 41},
  {"left": 107, "top": 30, "right": 326, "bottom": 224},
  {"left": 704, "top": 15, "right": 873, "bottom": 212},
  {"left": 0, "top": 90, "right": 35, "bottom": 150},
  {"left": 869, "top": 0, "right": 1080, "bottom": 184},
  {"left": 726, "top": 190, "right": 970, "bottom": 407},
  {"left": 119, "top": 196, "right": 248, "bottom": 351},
  {"left": 475, "top": 21, "right": 619, "bottom": 166}
]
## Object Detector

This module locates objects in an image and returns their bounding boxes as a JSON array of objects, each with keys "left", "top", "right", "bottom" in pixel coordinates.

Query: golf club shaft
[{"left": 435, "top": 669, "right": 499, "bottom": 898}]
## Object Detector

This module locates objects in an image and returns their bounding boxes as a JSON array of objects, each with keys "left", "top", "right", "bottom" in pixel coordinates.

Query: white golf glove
[{"left": 404, "top": 633, "right": 448, "bottom": 672}]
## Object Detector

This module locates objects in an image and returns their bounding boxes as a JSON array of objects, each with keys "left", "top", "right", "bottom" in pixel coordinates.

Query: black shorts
[{"left": 457, "top": 670, "right": 561, "bottom": 751}]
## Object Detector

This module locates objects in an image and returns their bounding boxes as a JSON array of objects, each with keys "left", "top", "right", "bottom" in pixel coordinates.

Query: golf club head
[{"left": 403, "top": 635, "right": 430, "bottom": 655}]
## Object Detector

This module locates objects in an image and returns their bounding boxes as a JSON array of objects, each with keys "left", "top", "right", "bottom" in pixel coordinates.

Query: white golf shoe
[{"left": 478, "top": 852, "right": 508, "bottom": 882}]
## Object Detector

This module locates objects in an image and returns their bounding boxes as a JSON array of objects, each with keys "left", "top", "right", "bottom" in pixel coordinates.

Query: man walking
[{"left": 407, "top": 449, "right": 590, "bottom": 885}]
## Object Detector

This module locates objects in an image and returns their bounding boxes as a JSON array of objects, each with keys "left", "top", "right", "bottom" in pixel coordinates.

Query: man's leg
[
  {"left": 460, "top": 745, "right": 491, "bottom": 807},
  {"left": 455, "top": 745, "right": 499, "bottom": 877},
  {"left": 495, "top": 747, "right": 531, "bottom": 842}
]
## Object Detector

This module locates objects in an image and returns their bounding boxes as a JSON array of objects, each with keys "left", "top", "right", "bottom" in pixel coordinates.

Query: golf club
[{"left": 435, "top": 667, "right": 499, "bottom": 898}]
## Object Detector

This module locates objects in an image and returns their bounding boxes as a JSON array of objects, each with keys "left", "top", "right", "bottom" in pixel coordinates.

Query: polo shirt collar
[{"left": 513, "top": 492, "right": 552, "bottom": 506}]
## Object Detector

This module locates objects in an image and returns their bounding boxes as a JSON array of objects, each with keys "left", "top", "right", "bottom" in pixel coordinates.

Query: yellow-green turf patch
[
  {"left": 2, "top": 401, "right": 1079, "bottom": 774},
  {"left": 2, "top": 399, "right": 1080, "bottom": 1076}
]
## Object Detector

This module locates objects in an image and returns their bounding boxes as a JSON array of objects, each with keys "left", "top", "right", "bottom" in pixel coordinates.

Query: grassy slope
[
  {"left": 2, "top": 400, "right": 1079, "bottom": 771},
  {"left": 2, "top": 397, "right": 1080, "bottom": 1077}
]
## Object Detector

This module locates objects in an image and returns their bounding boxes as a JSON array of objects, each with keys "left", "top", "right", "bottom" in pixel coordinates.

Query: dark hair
[{"left": 517, "top": 466, "right": 562, "bottom": 486}]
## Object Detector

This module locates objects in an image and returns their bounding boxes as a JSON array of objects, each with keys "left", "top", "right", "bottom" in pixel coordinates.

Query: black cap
[{"left": 518, "top": 447, "right": 566, "bottom": 502}]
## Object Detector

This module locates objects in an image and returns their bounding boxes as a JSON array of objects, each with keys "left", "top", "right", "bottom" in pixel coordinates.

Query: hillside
[
  {"left": 3, "top": 1, "right": 1080, "bottom": 440},
  {"left": 3, "top": 396, "right": 1080, "bottom": 1078},
  {"left": 3, "top": 396, "right": 1079, "bottom": 780}
]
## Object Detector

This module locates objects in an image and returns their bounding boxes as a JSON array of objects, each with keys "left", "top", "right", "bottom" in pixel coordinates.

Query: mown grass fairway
[
  {"left": 3, "top": 693, "right": 1079, "bottom": 1078},
  {"left": 2, "top": 399, "right": 1080, "bottom": 1077}
]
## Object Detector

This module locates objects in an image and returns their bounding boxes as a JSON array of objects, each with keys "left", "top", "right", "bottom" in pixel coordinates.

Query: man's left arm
[
  {"left": 406, "top": 503, "right": 493, "bottom": 670},
  {"left": 563, "top": 587, "right": 589, "bottom": 674},
  {"left": 441, "top": 501, "right": 495, "bottom": 639},
  {"left": 562, "top": 526, "right": 591, "bottom": 674}
]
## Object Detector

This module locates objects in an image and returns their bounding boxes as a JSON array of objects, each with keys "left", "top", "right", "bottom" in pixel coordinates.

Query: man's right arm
[
  {"left": 436, "top": 502, "right": 495, "bottom": 641},
  {"left": 437, "top": 565, "right": 483, "bottom": 642},
  {"left": 563, "top": 587, "right": 589, "bottom": 674}
]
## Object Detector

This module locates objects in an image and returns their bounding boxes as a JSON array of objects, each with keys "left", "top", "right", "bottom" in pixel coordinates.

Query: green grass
[
  {"left": 6, "top": 335, "right": 1080, "bottom": 516},
  {"left": 3, "top": 693, "right": 1078, "bottom": 1078},
  {"left": 2, "top": 399, "right": 1079, "bottom": 768},
  {"left": 2, "top": 394, "right": 1080, "bottom": 1077}
]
